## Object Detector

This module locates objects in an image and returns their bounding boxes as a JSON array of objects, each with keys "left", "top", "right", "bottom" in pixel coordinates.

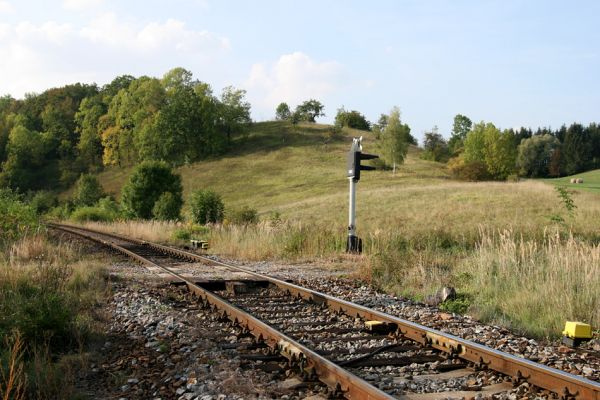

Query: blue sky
[{"left": 0, "top": 0, "right": 599, "bottom": 141}]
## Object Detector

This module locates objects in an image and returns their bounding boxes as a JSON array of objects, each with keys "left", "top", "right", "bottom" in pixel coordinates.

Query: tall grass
[
  {"left": 459, "top": 229, "right": 600, "bottom": 338},
  {"left": 0, "top": 234, "right": 108, "bottom": 398}
]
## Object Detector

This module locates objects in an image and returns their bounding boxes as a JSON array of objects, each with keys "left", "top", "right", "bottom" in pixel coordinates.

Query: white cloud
[
  {"left": 0, "top": 0, "right": 13, "bottom": 13},
  {"left": 62, "top": 0, "right": 104, "bottom": 10},
  {"left": 245, "top": 52, "right": 344, "bottom": 117},
  {"left": 0, "top": 16, "right": 231, "bottom": 98},
  {"left": 80, "top": 13, "right": 229, "bottom": 54}
]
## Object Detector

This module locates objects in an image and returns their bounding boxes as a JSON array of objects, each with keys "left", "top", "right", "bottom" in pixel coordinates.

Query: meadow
[{"left": 79, "top": 121, "right": 599, "bottom": 338}]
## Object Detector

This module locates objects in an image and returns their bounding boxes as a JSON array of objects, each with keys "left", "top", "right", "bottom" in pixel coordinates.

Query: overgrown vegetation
[{"left": 0, "top": 192, "right": 108, "bottom": 398}]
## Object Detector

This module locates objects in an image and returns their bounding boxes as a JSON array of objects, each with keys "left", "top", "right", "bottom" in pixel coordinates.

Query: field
[
  {"left": 82, "top": 121, "right": 600, "bottom": 338},
  {"left": 546, "top": 168, "right": 600, "bottom": 193}
]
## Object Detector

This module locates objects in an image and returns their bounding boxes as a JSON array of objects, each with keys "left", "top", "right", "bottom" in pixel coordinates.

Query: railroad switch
[{"left": 562, "top": 321, "right": 593, "bottom": 347}]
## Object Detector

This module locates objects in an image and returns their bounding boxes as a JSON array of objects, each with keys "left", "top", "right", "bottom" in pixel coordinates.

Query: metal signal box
[
  {"left": 347, "top": 150, "right": 378, "bottom": 181},
  {"left": 562, "top": 321, "right": 592, "bottom": 339}
]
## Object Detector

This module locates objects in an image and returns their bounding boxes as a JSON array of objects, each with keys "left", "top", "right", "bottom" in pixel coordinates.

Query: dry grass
[
  {"left": 460, "top": 229, "right": 600, "bottom": 337},
  {"left": 0, "top": 234, "right": 108, "bottom": 399},
  {"left": 81, "top": 220, "right": 180, "bottom": 243}
]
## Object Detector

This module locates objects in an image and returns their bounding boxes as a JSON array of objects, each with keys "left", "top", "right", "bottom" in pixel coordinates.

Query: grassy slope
[
  {"left": 97, "top": 121, "right": 599, "bottom": 237},
  {"left": 545, "top": 169, "right": 600, "bottom": 193}
]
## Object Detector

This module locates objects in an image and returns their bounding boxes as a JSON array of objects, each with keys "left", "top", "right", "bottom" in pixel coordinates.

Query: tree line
[
  {"left": 422, "top": 115, "right": 600, "bottom": 180},
  {"left": 0, "top": 68, "right": 252, "bottom": 192}
]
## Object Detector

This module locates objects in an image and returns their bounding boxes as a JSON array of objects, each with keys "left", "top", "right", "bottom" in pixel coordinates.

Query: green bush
[
  {"left": 121, "top": 161, "right": 183, "bottom": 219},
  {"left": 0, "top": 189, "right": 39, "bottom": 244},
  {"left": 228, "top": 207, "right": 258, "bottom": 225},
  {"left": 30, "top": 191, "right": 58, "bottom": 215},
  {"left": 97, "top": 196, "right": 120, "bottom": 216},
  {"left": 449, "top": 160, "right": 491, "bottom": 181},
  {"left": 72, "top": 174, "right": 105, "bottom": 206},
  {"left": 47, "top": 202, "right": 74, "bottom": 220},
  {"left": 189, "top": 189, "right": 224, "bottom": 224},
  {"left": 70, "top": 206, "right": 116, "bottom": 222},
  {"left": 152, "top": 192, "right": 182, "bottom": 221}
]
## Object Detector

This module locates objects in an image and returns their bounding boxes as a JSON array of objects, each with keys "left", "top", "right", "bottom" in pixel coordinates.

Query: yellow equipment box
[{"left": 562, "top": 321, "right": 592, "bottom": 339}]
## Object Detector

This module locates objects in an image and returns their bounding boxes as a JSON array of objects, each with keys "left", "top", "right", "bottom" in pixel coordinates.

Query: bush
[
  {"left": 70, "top": 206, "right": 116, "bottom": 222},
  {"left": 0, "top": 189, "right": 39, "bottom": 244},
  {"left": 152, "top": 192, "right": 182, "bottom": 221},
  {"left": 72, "top": 174, "right": 105, "bottom": 207},
  {"left": 121, "top": 161, "right": 183, "bottom": 219},
  {"left": 334, "top": 108, "right": 371, "bottom": 131},
  {"left": 228, "top": 207, "right": 258, "bottom": 225},
  {"left": 448, "top": 157, "right": 490, "bottom": 181},
  {"left": 30, "top": 191, "right": 58, "bottom": 215},
  {"left": 189, "top": 190, "right": 224, "bottom": 224}
]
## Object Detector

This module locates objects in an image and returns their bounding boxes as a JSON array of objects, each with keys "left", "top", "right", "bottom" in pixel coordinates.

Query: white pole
[{"left": 348, "top": 177, "right": 356, "bottom": 238}]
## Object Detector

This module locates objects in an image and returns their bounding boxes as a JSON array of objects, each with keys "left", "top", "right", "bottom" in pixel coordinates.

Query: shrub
[
  {"left": 448, "top": 157, "right": 490, "bottom": 181},
  {"left": 152, "top": 192, "right": 182, "bottom": 221},
  {"left": 72, "top": 174, "right": 105, "bottom": 207},
  {"left": 334, "top": 108, "right": 371, "bottom": 131},
  {"left": 70, "top": 206, "right": 116, "bottom": 222},
  {"left": 228, "top": 207, "right": 258, "bottom": 225},
  {"left": 0, "top": 189, "right": 39, "bottom": 244},
  {"left": 121, "top": 161, "right": 183, "bottom": 219},
  {"left": 97, "top": 196, "right": 120, "bottom": 216},
  {"left": 30, "top": 191, "right": 58, "bottom": 215},
  {"left": 189, "top": 190, "right": 224, "bottom": 224}
]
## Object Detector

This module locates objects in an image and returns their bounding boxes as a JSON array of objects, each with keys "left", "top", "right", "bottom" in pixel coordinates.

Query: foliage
[
  {"left": 219, "top": 85, "right": 252, "bottom": 141},
  {"left": 275, "top": 102, "right": 291, "bottom": 120},
  {"left": 189, "top": 189, "right": 224, "bottom": 224},
  {"left": 448, "top": 114, "right": 472, "bottom": 155},
  {"left": 294, "top": 99, "right": 325, "bottom": 123},
  {"left": 463, "top": 122, "right": 516, "bottom": 180},
  {"left": 152, "top": 192, "right": 182, "bottom": 221},
  {"left": 29, "top": 191, "right": 58, "bottom": 215},
  {"left": 421, "top": 126, "right": 450, "bottom": 162},
  {"left": 120, "top": 161, "right": 183, "bottom": 219},
  {"left": 228, "top": 207, "right": 258, "bottom": 225},
  {"left": 334, "top": 107, "right": 370, "bottom": 131},
  {"left": 0, "top": 189, "right": 39, "bottom": 244},
  {"left": 72, "top": 173, "right": 104, "bottom": 206},
  {"left": 379, "top": 107, "right": 411, "bottom": 169},
  {"left": 517, "top": 134, "right": 560, "bottom": 177},
  {"left": 70, "top": 206, "right": 116, "bottom": 222},
  {"left": 555, "top": 186, "right": 577, "bottom": 218},
  {"left": 447, "top": 157, "right": 491, "bottom": 181}
]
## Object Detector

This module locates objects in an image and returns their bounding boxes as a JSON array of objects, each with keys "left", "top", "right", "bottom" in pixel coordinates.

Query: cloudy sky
[{"left": 1, "top": 0, "right": 599, "bottom": 140}]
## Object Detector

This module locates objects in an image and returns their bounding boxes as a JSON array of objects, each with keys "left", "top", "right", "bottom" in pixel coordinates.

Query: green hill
[{"left": 91, "top": 121, "right": 600, "bottom": 236}]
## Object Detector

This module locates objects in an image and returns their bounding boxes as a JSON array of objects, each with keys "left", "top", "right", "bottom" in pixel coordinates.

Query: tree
[
  {"left": 380, "top": 107, "right": 411, "bottom": 172},
  {"left": 75, "top": 96, "right": 106, "bottom": 172},
  {"left": 334, "top": 107, "right": 371, "bottom": 131},
  {"left": 189, "top": 189, "right": 224, "bottom": 224},
  {"left": 275, "top": 103, "right": 291, "bottom": 120},
  {"left": 152, "top": 192, "right": 182, "bottom": 221},
  {"left": 0, "top": 122, "right": 46, "bottom": 191},
  {"left": 72, "top": 173, "right": 105, "bottom": 206},
  {"left": 562, "top": 123, "right": 592, "bottom": 175},
  {"left": 121, "top": 161, "right": 183, "bottom": 219},
  {"left": 516, "top": 134, "right": 560, "bottom": 177},
  {"left": 295, "top": 99, "right": 324, "bottom": 123},
  {"left": 421, "top": 126, "right": 450, "bottom": 162},
  {"left": 219, "top": 86, "right": 252, "bottom": 141},
  {"left": 448, "top": 114, "right": 472, "bottom": 155},
  {"left": 463, "top": 122, "right": 517, "bottom": 180}
]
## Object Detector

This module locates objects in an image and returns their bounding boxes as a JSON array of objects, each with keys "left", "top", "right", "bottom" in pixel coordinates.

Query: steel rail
[
  {"left": 49, "top": 223, "right": 394, "bottom": 399},
  {"left": 50, "top": 223, "right": 600, "bottom": 399}
]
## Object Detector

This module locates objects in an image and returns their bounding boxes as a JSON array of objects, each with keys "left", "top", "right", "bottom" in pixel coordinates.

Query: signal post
[{"left": 346, "top": 137, "right": 378, "bottom": 253}]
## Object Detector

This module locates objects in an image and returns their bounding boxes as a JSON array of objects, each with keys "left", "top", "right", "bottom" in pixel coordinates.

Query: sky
[{"left": 0, "top": 0, "right": 599, "bottom": 142}]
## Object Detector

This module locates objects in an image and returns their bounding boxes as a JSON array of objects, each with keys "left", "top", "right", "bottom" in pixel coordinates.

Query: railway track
[{"left": 49, "top": 222, "right": 600, "bottom": 400}]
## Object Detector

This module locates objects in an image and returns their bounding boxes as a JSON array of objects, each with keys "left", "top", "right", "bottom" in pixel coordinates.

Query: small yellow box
[
  {"left": 365, "top": 320, "right": 384, "bottom": 329},
  {"left": 562, "top": 321, "right": 593, "bottom": 339}
]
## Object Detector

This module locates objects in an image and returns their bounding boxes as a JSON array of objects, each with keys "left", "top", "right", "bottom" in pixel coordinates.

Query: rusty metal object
[{"left": 49, "top": 223, "right": 600, "bottom": 400}]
